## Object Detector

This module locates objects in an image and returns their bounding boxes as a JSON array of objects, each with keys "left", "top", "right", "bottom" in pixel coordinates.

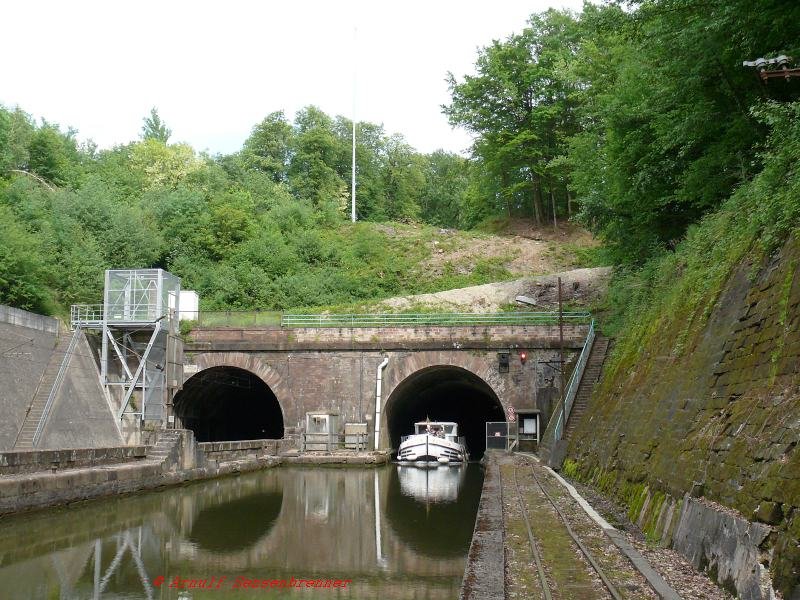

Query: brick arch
[
  {"left": 379, "top": 351, "right": 509, "bottom": 448},
  {"left": 189, "top": 352, "right": 294, "bottom": 424}
]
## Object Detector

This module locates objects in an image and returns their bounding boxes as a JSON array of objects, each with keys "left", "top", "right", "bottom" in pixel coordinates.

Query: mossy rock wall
[{"left": 568, "top": 236, "right": 800, "bottom": 597}]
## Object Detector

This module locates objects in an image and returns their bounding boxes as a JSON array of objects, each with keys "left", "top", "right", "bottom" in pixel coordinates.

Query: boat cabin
[{"left": 413, "top": 421, "right": 459, "bottom": 442}]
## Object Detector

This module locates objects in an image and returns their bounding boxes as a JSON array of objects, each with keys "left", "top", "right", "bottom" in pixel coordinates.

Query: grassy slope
[{"left": 282, "top": 220, "right": 603, "bottom": 313}]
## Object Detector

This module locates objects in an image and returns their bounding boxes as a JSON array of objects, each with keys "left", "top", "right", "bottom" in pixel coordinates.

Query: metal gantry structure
[{"left": 71, "top": 269, "right": 182, "bottom": 425}]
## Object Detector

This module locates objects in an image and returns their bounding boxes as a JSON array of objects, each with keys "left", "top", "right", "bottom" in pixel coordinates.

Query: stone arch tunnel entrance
[
  {"left": 385, "top": 366, "right": 505, "bottom": 459},
  {"left": 174, "top": 366, "right": 284, "bottom": 442}
]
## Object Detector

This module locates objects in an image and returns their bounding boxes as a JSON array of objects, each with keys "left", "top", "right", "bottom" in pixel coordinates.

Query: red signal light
[{"left": 519, "top": 351, "right": 527, "bottom": 364}]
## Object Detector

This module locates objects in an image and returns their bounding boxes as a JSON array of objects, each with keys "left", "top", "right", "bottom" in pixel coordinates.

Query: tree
[
  {"left": 241, "top": 111, "right": 293, "bottom": 182},
  {"left": 382, "top": 134, "right": 424, "bottom": 220},
  {"left": 288, "top": 106, "right": 348, "bottom": 209},
  {"left": 129, "top": 139, "right": 201, "bottom": 189},
  {"left": 568, "top": 0, "right": 800, "bottom": 262},
  {"left": 0, "top": 205, "right": 51, "bottom": 312},
  {"left": 421, "top": 151, "right": 471, "bottom": 227},
  {"left": 141, "top": 107, "right": 172, "bottom": 143},
  {"left": 445, "top": 10, "right": 582, "bottom": 225},
  {"left": 27, "top": 123, "right": 77, "bottom": 186}
]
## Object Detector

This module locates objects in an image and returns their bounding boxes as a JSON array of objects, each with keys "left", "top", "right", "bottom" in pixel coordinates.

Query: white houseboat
[{"left": 397, "top": 420, "right": 468, "bottom": 465}]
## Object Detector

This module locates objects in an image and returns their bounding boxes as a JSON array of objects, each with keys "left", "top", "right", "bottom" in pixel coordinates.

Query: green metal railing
[
  {"left": 104, "top": 309, "right": 592, "bottom": 330},
  {"left": 178, "top": 311, "right": 283, "bottom": 328},
  {"left": 540, "top": 319, "right": 596, "bottom": 450},
  {"left": 280, "top": 311, "right": 592, "bottom": 328}
]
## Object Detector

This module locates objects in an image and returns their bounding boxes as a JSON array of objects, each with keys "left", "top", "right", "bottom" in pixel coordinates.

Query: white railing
[
  {"left": 301, "top": 432, "right": 369, "bottom": 451},
  {"left": 70, "top": 303, "right": 172, "bottom": 328}
]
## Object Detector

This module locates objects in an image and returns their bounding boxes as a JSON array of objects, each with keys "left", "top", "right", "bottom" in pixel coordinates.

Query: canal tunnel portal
[
  {"left": 385, "top": 366, "right": 505, "bottom": 459},
  {"left": 174, "top": 366, "right": 284, "bottom": 442}
]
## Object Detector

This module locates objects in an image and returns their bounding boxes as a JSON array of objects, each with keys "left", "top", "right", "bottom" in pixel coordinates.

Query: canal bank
[{"left": 0, "top": 430, "right": 392, "bottom": 516}]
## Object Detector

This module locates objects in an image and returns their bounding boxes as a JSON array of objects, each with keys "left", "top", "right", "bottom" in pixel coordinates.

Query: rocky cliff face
[{"left": 568, "top": 236, "right": 799, "bottom": 598}]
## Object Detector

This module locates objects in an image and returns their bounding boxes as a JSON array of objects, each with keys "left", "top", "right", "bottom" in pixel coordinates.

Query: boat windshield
[{"left": 413, "top": 422, "right": 456, "bottom": 437}]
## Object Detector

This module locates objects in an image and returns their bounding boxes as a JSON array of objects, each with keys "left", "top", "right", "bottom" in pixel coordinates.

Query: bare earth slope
[
  {"left": 381, "top": 267, "right": 611, "bottom": 312},
  {"left": 377, "top": 220, "right": 609, "bottom": 312}
]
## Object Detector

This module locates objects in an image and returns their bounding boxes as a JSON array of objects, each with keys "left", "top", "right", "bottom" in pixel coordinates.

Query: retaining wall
[
  {"left": 567, "top": 236, "right": 800, "bottom": 598},
  {"left": 0, "top": 446, "right": 148, "bottom": 475}
]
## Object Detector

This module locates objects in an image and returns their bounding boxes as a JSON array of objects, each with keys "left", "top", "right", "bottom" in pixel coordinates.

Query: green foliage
[
  {"left": 0, "top": 204, "right": 52, "bottom": 313},
  {"left": 445, "top": 9, "right": 582, "bottom": 226},
  {"left": 0, "top": 95, "right": 525, "bottom": 316},
  {"left": 602, "top": 100, "right": 800, "bottom": 382},
  {"left": 140, "top": 107, "right": 172, "bottom": 144},
  {"left": 447, "top": 1, "right": 800, "bottom": 263}
]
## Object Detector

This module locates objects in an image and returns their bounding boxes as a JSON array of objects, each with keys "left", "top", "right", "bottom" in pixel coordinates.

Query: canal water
[{"left": 0, "top": 464, "right": 484, "bottom": 599}]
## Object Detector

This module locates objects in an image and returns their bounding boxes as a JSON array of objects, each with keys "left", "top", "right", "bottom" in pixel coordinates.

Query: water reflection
[
  {"left": 188, "top": 492, "right": 283, "bottom": 553},
  {"left": 0, "top": 464, "right": 483, "bottom": 599},
  {"left": 386, "top": 465, "right": 483, "bottom": 558}
]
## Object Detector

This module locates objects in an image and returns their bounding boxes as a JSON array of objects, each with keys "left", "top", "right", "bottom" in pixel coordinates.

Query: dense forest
[{"left": 1, "top": 0, "right": 799, "bottom": 318}]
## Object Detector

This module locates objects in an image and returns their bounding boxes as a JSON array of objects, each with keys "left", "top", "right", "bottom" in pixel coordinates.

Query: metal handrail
[
  {"left": 73, "top": 305, "right": 593, "bottom": 330},
  {"left": 542, "top": 319, "right": 596, "bottom": 447},
  {"left": 32, "top": 326, "right": 83, "bottom": 447},
  {"left": 281, "top": 311, "right": 592, "bottom": 328},
  {"left": 70, "top": 303, "right": 172, "bottom": 328},
  {"left": 301, "top": 432, "right": 369, "bottom": 452}
]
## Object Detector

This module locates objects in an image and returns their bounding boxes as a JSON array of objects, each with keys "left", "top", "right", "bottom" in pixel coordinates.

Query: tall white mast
[{"left": 351, "top": 27, "right": 357, "bottom": 223}]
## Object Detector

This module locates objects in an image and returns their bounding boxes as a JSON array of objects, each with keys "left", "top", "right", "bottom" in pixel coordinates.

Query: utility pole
[{"left": 558, "top": 277, "right": 565, "bottom": 404}]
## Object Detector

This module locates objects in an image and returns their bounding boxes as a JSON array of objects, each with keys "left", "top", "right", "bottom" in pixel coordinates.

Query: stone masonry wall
[
  {"left": 568, "top": 237, "right": 800, "bottom": 597},
  {"left": 183, "top": 324, "right": 587, "bottom": 444}
]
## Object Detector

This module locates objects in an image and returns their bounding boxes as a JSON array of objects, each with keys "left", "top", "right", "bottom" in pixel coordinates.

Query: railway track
[{"left": 500, "top": 456, "right": 659, "bottom": 600}]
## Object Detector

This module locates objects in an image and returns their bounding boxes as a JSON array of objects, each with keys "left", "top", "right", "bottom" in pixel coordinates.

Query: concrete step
[{"left": 563, "top": 335, "right": 610, "bottom": 442}]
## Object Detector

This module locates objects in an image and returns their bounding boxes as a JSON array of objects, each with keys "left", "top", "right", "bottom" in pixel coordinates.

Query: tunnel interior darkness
[
  {"left": 386, "top": 366, "right": 505, "bottom": 459},
  {"left": 174, "top": 366, "right": 284, "bottom": 442}
]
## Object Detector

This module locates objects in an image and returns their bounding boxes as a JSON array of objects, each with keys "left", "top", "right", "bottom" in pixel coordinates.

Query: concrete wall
[
  {"left": 198, "top": 438, "right": 295, "bottom": 462},
  {"left": 0, "top": 446, "right": 148, "bottom": 475},
  {"left": 0, "top": 430, "right": 283, "bottom": 516},
  {"left": 0, "top": 320, "right": 58, "bottom": 450},
  {"left": 0, "top": 305, "right": 124, "bottom": 450},
  {"left": 0, "top": 306, "right": 58, "bottom": 334},
  {"left": 39, "top": 332, "right": 123, "bottom": 448},
  {"left": 188, "top": 323, "right": 587, "bottom": 352}
]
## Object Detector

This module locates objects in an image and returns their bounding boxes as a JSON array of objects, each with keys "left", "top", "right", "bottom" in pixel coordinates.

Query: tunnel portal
[
  {"left": 174, "top": 366, "right": 284, "bottom": 442},
  {"left": 386, "top": 366, "right": 505, "bottom": 459}
]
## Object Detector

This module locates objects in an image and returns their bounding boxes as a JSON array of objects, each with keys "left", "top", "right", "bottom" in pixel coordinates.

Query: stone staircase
[
  {"left": 14, "top": 328, "right": 77, "bottom": 449},
  {"left": 562, "top": 336, "right": 610, "bottom": 442},
  {"left": 146, "top": 430, "right": 184, "bottom": 470}
]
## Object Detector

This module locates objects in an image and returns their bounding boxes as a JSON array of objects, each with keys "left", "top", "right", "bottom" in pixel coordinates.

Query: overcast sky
[{"left": 1, "top": 0, "right": 584, "bottom": 156}]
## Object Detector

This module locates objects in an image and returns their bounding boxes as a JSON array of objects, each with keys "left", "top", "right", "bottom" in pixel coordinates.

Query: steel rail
[
  {"left": 502, "top": 465, "right": 553, "bottom": 600},
  {"left": 522, "top": 461, "right": 624, "bottom": 600}
]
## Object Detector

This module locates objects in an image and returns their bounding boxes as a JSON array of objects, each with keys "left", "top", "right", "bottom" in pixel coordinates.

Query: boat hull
[{"left": 398, "top": 434, "right": 467, "bottom": 464}]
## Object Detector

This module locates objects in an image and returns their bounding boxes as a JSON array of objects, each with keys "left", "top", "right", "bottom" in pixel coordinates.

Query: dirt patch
[
  {"left": 421, "top": 222, "right": 599, "bottom": 279},
  {"left": 381, "top": 267, "right": 612, "bottom": 312}
]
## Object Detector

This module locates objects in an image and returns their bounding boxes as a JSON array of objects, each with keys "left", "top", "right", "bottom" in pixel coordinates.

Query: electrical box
[
  {"left": 498, "top": 351, "right": 510, "bottom": 373},
  {"left": 344, "top": 423, "right": 368, "bottom": 450}
]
